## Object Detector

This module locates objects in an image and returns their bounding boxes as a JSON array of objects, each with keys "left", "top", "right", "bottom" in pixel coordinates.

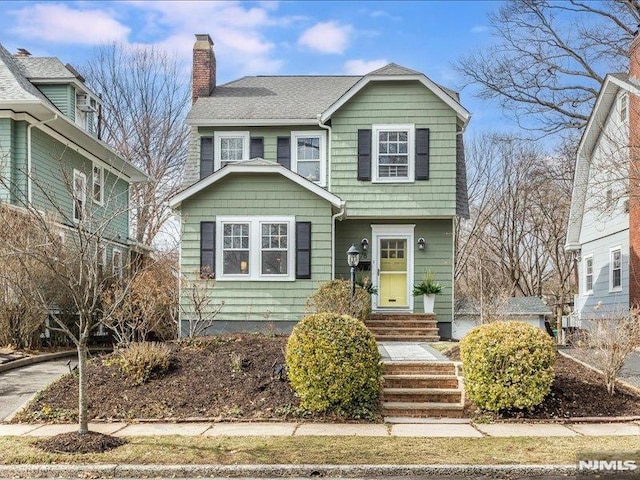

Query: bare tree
[
  {"left": 181, "top": 269, "right": 225, "bottom": 339},
  {"left": 455, "top": 0, "right": 640, "bottom": 136},
  {"left": 85, "top": 43, "right": 190, "bottom": 247}
]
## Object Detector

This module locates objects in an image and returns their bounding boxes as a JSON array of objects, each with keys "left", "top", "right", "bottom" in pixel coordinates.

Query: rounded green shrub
[
  {"left": 305, "top": 279, "right": 371, "bottom": 321},
  {"left": 285, "top": 312, "right": 382, "bottom": 417},
  {"left": 460, "top": 321, "right": 556, "bottom": 412}
]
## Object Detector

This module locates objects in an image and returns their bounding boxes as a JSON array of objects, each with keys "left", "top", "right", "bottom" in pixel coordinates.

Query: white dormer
[{"left": 75, "top": 89, "right": 99, "bottom": 135}]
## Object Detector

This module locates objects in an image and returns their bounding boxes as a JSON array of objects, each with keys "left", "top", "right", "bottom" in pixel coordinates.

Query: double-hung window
[
  {"left": 112, "top": 248, "right": 123, "bottom": 280},
  {"left": 372, "top": 124, "right": 415, "bottom": 182},
  {"left": 292, "top": 131, "right": 326, "bottom": 186},
  {"left": 217, "top": 216, "right": 294, "bottom": 281},
  {"left": 215, "top": 132, "right": 250, "bottom": 169},
  {"left": 620, "top": 94, "right": 628, "bottom": 122},
  {"left": 93, "top": 164, "right": 103, "bottom": 205},
  {"left": 610, "top": 247, "right": 622, "bottom": 292},
  {"left": 73, "top": 169, "right": 86, "bottom": 222},
  {"left": 584, "top": 254, "right": 594, "bottom": 294}
]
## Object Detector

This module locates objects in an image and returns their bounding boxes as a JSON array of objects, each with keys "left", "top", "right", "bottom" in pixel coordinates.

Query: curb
[
  {"left": 0, "top": 348, "right": 111, "bottom": 374},
  {"left": 0, "top": 463, "right": 576, "bottom": 478}
]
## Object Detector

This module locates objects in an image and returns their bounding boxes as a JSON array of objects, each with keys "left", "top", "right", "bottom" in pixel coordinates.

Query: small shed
[{"left": 453, "top": 297, "right": 552, "bottom": 340}]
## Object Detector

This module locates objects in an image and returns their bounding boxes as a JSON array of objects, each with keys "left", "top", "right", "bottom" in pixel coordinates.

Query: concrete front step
[
  {"left": 383, "top": 374, "right": 459, "bottom": 389},
  {"left": 369, "top": 313, "right": 436, "bottom": 321},
  {"left": 383, "top": 361, "right": 457, "bottom": 375},
  {"left": 366, "top": 320, "right": 438, "bottom": 329},
  {"left": 381, "top": 401, "right": 465, "bottom": 418},
  {"left": 382, "top": 387, "right": 462, "bottom": 403},
  {"left": 369, "top": 327, "right": 440, "bottom": 336},
  {"left": 375, "top": 334, "right": 441, "bottom": 342}
]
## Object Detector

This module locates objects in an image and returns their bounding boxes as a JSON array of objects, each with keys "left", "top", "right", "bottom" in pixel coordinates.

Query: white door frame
[{"left": 371, "top": 224, "right": 415, "bottom": 311}]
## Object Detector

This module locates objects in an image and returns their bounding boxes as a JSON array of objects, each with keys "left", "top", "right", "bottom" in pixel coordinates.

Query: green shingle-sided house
[
  {"left": 170, "top": 34, "right": 471, "bottom": 338},
  {"left": 0, "top": 44, "right": 148, "bottom": 285}
]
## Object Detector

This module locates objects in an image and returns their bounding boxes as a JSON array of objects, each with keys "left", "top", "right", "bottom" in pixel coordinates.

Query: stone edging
[
  {"left": 558, "top": 350, "right": 640, "bottom": 396},
  {"left": 0, "top": 463, "right": 576, "bottom": 478},
  {"left": 0, "top": 348, "right": 110, "bottom": 374}
]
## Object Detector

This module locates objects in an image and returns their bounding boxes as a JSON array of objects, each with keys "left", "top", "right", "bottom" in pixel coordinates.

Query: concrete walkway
[
  {"left": 0, "top": 359, "right": 70, "bottom": 421},
  {"left": 2, "top": 420, "right": 640, "bottom": 438}
]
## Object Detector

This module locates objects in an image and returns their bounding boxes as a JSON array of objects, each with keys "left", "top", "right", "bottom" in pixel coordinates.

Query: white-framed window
[
  {"left": 93, "top": 164, "right": 103, "bottom": 205},
  {"left": 214, "top": 131, "right": 250, "bottom": 169},
  {"left": 216, "top": 216, "right": 295, "bottom": 281},
  {"left": 372, "top": 124, "right": 415, "bottom": 182},
  {"left": 97, "top": 243, "right": 106, "bottom": 272},
  {"left": 620, "top": 93, "right": 628, "bottom": 122},
  {"left": 73, "top": 169, "right": 86, "bottom": 222},
  {"left": 610, "top": 247, "right": 622, "bottom": 292},
  {"left": 291, "top": 131, "right": 326, "bottom": 186},
  {"left": 584, "top": 254, "right": 594, "bottom": 294},
  {"left": 112, "top": 248, "right": 123, "bottom": 280}
]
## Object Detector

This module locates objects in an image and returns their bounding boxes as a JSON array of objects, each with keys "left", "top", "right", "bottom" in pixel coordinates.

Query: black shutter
[
  {"left": 250, "top": 137, "right": 264, "bottom": 159},
  {"left": 357, "top": 129, "right": 372, "bottom": 181},
  {"left": 277, "top": 136, "right": 291, "bottom": 169},
  {"left": 415, "top": 128, "right": 430, "bottom": 181},
  {"left": 199, "top": 137, "right": 214, "bottom": 179},
  {"left": 200, "top": 221, "right": 215, "bottom": 278},
  {"left": 296, "top": 222, "right": 311, "bottom": 279}
]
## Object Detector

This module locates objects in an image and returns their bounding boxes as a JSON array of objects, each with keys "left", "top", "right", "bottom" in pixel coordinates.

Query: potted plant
[{"left": 413, "top": 271, "right": 442, "bottom": 314}]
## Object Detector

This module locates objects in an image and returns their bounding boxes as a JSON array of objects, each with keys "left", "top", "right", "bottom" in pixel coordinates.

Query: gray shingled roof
[
  {"left": 13, "top": 56, "right": 75, "bottom": 79},
  {"left": 0, "top": 45, "right": 52, "bottom": 104},
  {"left": 455, "top": 297, "right": 552, "bottom": 316},
  {"left": 368, "top": 62, "right": 421, "bottom": 76},
  {"left": 189, "top": 75, "right": 360, "bottom": 121}
]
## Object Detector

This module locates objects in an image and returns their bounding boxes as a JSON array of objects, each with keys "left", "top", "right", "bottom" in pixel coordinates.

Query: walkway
[
  {"left": 0, "top": 359, "right": 70, "bottom": 421},
  {"left": 1, "top": 420, "right": 640, "bottom": 437},
  {"left": 378, "top": 342, "right": 448, "bottom": 362}
]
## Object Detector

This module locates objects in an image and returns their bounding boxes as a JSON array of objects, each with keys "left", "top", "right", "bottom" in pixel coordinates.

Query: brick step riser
[
  {"left": 370, "top": 316, "right": 436, "bottom": 322},
  {"left": 383, "top": 378, "right": 459, "bottom": 389},
  {"left": 381, "top": 408, "right": 464, "bottom": 418},
  {"left": 369, "top": 328, "right": 440, "bottom": 336},
  {"left": 383, "top": 366, "right": 457, "bottom": 375},
  {"left": 366, "top": 322, "right": 438, "bottom": 329},
  {"left": 382, "top": 393, "right": 462, "bottom": 403},
  {"left": 375, "top": 336, "right": 441, "bottom": 342}
]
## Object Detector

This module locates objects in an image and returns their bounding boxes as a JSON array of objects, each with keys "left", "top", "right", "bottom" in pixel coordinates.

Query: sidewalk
[{"left": 2, "top": 420, "right": 640, "bottom": 437}]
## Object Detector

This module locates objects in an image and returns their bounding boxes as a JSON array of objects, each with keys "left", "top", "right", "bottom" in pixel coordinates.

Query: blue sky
[{"left": 1, "top": 0, "right": 502, "bottom": 133}]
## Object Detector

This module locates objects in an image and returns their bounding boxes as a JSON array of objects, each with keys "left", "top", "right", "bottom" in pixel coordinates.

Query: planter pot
[{"left": 423, "top": 294, "right": 435, "bottom": 314}]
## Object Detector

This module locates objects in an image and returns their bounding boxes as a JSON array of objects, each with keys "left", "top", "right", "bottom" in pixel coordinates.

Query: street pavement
[{"left": 0, "top": 359, "right": 70, "bottom": 421}]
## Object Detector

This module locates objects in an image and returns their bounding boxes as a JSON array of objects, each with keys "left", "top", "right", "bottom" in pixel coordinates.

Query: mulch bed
[
  {"left": 34, "top": 431, "right": 126, "bottom": 454},
  {"left": 447, "top": 345, "right": 640, "bottom": 420}
]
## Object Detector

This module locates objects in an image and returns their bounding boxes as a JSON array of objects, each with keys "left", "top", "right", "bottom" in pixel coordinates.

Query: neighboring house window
[
  {"left": 93, "top": 164, "right": 103, "bottom": 205},
  {"left": 620, "top": 93, "right": 628, "bottom": 122},
  {"left": 112, "top": 249, "right": 123, "bottom": 280},
  {"left": 216, "top": 216, "right": 295, "bottom": 281},
  {"left": 372, "top": 124, "right": 415, "bottom": 182},
  {"left": 215, "top": 132, "right": 250, "bottom": 169},
  {"left": 97, "top": 244, "right": 106, "bottom": 273},
  {"left": 610, "top": 247, "right": 622, "bottom": 291},
  {"left": 291, "top": 131, "right": 326, "bottom": 186},
  {"left": 73, "top": 170, "right": 86, "bottom": 222},
  {"left": 584, "top": 254, "right": 593, "bottom": 294}
]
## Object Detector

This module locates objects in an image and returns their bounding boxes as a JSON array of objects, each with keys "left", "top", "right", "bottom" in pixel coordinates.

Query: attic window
[
  {"left": 215, "top": 132, "right": 249, "bottom": 169},
  {"left": 620, "top": 94, "right": 628, "bottom": 122}
]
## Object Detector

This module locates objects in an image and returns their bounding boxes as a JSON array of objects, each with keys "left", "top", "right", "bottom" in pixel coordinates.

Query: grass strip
[{"left": 1, "top": 435, "right": 639, "bottom": 465}]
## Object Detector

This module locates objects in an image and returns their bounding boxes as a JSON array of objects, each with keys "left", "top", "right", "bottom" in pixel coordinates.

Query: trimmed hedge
[
  {"left": 460, "top": 321, "right": 556, "bottom": 412},
  {"left": 285, "top": 312, "right": 382, "bottom": 417},
  {"left": 305, "top": 279, "right": 371, "bottom": 321}
]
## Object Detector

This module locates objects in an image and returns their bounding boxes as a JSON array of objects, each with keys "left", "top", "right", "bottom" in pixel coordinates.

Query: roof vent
[{"left": 15, "top": 48, "right": 31, "bottom": 57}]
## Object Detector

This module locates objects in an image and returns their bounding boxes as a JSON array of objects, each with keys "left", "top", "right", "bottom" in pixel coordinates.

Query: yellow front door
[{"left": 379, "top": 239, "right": 408, "bottom": 307}]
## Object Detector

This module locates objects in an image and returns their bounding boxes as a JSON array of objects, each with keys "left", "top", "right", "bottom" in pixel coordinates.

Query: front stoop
[
  {"left": 366, "top": 313, "right": 440, "bottom": 341},
  {"left": 381, "top": 361, "right": 465, "bottom": 418}
]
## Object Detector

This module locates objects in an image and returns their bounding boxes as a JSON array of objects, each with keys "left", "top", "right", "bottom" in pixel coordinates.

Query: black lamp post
[{"left": 347, "top": 245, "right": 360, "bottom": 299}]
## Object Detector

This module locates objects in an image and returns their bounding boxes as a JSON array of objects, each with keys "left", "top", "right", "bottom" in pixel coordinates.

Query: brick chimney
[
  {"left": 629, "top": 28, "right": 640, "bottom": 308},
  {"left": 192, "top": 34, "right": 216, "bottom": 105}
]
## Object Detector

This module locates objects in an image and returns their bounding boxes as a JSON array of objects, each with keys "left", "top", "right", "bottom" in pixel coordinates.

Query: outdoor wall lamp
[
  {"left": 361, "top": 238, "right": 369, "bottom": 258},
  {"left": 347, "top": 245, "right": 360, "bottom": 299},
  {"left": 417, "top": 237, "right": 426, "bottom": 251}
]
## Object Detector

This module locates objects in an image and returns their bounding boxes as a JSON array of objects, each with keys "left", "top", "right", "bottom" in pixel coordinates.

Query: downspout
[
  {"left": 27, "top": 114, "right": 58, "bottom": 204},
  {"left": 331, "top": 202, "right": 346, "bottom": 279},
  {"left": 317, "top": 114, "right": 332, "bottom": 190}
]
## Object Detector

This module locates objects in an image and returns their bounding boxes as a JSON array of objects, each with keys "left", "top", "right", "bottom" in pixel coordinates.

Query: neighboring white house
[{"left": 565, "top": 71, "right": 639, "bottom": 321}]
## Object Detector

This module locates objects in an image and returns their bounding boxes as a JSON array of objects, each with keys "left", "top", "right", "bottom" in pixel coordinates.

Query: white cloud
[
  {"left": 343, "top": 58, "right": 388, "bottom": 75},
  {"left": 471, "top": 25, "right": 489, "bottom": 34},
  {"left": 9, "top": 4, "right": 130, "bottom": 44},
  {"left": 370, "top": 10, "right": 401, "bottom": 20},
  {"left": 298, "top": 21, "right": 352, "bottom": 54}
]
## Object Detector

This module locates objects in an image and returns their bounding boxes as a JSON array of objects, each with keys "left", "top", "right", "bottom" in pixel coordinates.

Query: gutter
[
  {"left": 27, "top": 113, "right": 58, "bottom": 203},
  {"left": 317, "top": 115, "right": 332, "bottom": 190}
]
